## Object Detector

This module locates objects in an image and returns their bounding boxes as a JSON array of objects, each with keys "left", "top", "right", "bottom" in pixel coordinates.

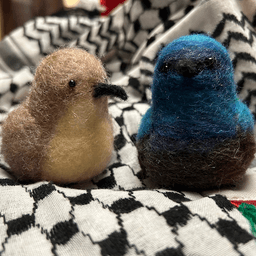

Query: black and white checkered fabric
[{"left": 0, "top": 0, "right": 256, "bottom": 255}]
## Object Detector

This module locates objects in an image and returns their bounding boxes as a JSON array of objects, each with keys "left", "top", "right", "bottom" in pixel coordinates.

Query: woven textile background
[{"left": 0, "top": 0, "right": 256, "bottom": 255}]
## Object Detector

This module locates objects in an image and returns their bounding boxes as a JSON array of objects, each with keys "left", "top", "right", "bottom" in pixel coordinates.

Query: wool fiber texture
[
  {"left": 136, "top": 34, "right": 256, "bottom": 190},
  {"left": 1, "top": 1, "right": 256, "bottom": 255},
  {"left": 1, "top": 48, "right": 115, "bottom": 184}
]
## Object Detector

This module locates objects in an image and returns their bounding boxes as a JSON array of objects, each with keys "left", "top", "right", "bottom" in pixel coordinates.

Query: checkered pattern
[
  {"left": 0, "top": 175, "right": 255, "bottom": 256},
  {"left": 0, "top": 0, "right": 256, "bottom": 255}
]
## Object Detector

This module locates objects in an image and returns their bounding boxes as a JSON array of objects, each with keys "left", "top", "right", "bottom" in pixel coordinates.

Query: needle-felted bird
[
  {"left": 1, "top": 48, "right": 127, "bottom": 184},
  {"left": 136, "top": 34, "right": 256, "bottom": 190}
]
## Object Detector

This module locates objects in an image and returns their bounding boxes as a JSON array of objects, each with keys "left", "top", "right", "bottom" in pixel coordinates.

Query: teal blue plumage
[
  {"left": 138, "top": 34, "right": 254, "bottom": 142},
  {"left": 136, "top": 34, "right": 256, "bottom": 190}
]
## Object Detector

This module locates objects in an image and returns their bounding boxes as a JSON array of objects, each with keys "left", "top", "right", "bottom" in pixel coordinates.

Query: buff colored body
[
  {"left": 41, "top": 97, "right": 113, "bottom": 183},
  {"left": 2, "top": 48, "right": 120, "bottom": 184}
]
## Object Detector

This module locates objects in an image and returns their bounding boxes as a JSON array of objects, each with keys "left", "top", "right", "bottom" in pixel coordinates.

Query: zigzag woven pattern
[{"left": 0, "top": 0, "right": 256, "bottom": 255}]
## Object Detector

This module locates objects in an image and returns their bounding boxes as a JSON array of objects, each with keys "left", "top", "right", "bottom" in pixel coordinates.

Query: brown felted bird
[{"left": 1, "top": 48, "right": 127, "bottom": 184}]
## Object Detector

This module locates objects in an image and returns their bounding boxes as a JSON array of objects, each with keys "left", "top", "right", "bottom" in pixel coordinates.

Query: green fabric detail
[{"left": 238, "top": 203, "right": 256, "bottom": 237}]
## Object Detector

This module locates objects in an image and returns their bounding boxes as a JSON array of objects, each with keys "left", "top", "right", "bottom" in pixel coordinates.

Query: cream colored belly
[{"left": 41, "top": 100, "right": 114, "bottom": 183}]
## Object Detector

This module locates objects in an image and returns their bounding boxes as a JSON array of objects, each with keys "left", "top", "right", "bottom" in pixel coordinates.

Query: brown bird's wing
[{"left": 1, "top": 104, "right": 46, "bottom": 182}]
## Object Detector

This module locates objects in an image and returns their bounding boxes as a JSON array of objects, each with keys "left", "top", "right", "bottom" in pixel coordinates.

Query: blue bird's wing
[
  {"left": 236, "top": 100, "right": 255, "bottom": 133},
  {"left": 137, "top": 107, "right": 153, "bottom": 140}
]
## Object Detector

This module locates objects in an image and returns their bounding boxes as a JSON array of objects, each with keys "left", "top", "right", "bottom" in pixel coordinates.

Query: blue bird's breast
[{"left": 148, "top": 96, "right": 254, "bottom": 153}]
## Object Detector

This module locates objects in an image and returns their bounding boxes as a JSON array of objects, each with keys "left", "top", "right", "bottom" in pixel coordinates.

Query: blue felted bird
[{"left": 136, "top": 34, "right": 256, "bottom": 190}]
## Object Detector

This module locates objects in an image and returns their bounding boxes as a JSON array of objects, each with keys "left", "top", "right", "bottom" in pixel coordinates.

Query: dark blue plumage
[{"left": 136, "top": 34, "right": 256, "bottom": 190}]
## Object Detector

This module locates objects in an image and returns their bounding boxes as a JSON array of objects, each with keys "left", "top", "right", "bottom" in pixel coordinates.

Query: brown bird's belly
[{"left": 41, "top": 100, "right": 114, "bottom": 184}]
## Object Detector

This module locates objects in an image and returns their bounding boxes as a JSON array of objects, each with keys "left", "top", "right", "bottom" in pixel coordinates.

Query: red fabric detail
[
  {"left": 100, "top": 0, "right": 127, "bottom": 16},
  {"left": 231, "top": 200, "right": 256, "bottom": 208}
]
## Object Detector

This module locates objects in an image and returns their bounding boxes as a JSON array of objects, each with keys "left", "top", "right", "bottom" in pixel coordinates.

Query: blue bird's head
[{"left": 152, "top": 34, "right": 236, "bottom": 106}]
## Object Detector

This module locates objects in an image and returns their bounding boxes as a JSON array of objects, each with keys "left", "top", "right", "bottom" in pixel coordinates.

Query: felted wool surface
[
  {"left": 136, "top": 34, "right": 256, "bottom": 190},
  {"left": 1, "top": 48, "right": 115, "bottom": 184},
  {"left": 1, "top": 0, "right": 256, "bottom": 255}
]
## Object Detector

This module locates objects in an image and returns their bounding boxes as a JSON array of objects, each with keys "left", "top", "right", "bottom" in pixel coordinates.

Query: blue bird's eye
[
  {"left": 69, "top": 80, "right": 76, "bottom": 87},
  {"left": 194, "top": 57, "right": 218, "bottom": 72},
  {"left": 159, "top": 61, "right": 175, "bottom": 73},
  {"left": 204, "top": 57, "right": 217, "bottom": 69}
]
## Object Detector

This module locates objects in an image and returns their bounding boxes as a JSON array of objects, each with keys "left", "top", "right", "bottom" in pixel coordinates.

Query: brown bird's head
[{"left": 27, "top": 47, "right": 127, "bottom": 124}]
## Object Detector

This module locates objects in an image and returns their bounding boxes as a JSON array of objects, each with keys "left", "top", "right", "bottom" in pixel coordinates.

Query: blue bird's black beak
[
  {"left": 175, "top": 57, "right": 217, "bottom": 78},
  {"left": 175, "top": 59, "right": 200, "bottom": 78},
  {"left": 93, "top": 83, "right": 128, "bottom": 100}
]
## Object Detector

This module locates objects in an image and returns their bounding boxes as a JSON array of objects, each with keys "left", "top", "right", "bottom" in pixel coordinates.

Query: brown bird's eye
[{"left": 69, "top": 80, "right": 76, "bottom": 87}]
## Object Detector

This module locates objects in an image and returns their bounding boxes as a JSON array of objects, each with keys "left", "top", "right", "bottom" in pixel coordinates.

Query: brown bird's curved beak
[{"left": 93, "top": 83, "right": 128, "bottom": 100}]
